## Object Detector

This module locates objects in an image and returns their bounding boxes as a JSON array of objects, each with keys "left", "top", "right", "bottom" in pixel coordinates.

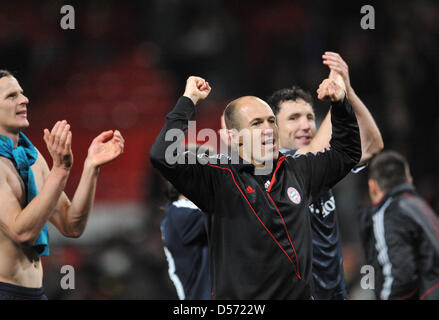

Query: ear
[
  {"left": 368, "top": 179, "right": 381, "bottom": 204},
  {"left": 368, "top": 178, "right": 375, "bottom": 194},
  {"left": 406, "top": 166, "right": 414, "bottom": 185},
  {"left": 220, "top": 114, "right": 226, "bottom": 130}
]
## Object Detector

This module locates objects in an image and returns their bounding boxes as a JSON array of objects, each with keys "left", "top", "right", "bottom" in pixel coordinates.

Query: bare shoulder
[
  {"left": 0, "top": 158, "right": 10, "bottom": 181},
  {"left": 0, "top": 157, "right": 22, "bottom": 200},
  {"left": 30, "top": 148, "right": 50, "bottom": 186}
]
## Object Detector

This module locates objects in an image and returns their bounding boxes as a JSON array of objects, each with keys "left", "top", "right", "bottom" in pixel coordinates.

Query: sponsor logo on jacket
[{"left": 309, "top": 195, "right": 336, "bottom": 218}]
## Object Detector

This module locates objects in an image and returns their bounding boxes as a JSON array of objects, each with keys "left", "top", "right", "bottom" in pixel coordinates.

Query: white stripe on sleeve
[{"left": 372, "top": 198, "right": 393, "bottom": 300}]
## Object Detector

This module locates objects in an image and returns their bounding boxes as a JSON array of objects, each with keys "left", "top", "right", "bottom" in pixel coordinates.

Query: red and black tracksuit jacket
[{"left": 150, "top": 96, "right": 361, "bottom": 299}]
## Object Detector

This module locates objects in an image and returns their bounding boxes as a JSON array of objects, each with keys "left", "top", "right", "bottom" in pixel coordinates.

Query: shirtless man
[{"left": 0, "top": 70, "right": 124, "bottom": 299}]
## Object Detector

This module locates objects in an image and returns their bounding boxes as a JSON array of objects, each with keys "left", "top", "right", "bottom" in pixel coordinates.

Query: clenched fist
[
  {"left": 183, "top": 76, "right": 211, "bottom": 106},
  {"left": 317, "top": 77, "right": 346, "bottom": 103},
  {"left": 43, "top": 120, "right": 73, "bottom": 170}
]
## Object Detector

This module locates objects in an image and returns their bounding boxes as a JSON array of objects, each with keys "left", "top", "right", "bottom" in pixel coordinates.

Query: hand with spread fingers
[
  {"left": 86, "top": 130, "right": 125, "bottom": 168},
  {"left": 322, "top": 51, "right": 351, "bottom": 90},
  {"left": 318, "top": 52, "right": 349, "bottom": 103},
  {"left": 321, "top": 51, "right": 384, "bottom": 163},
  {"left": 43, "top": 120, "right": 73, "bottom": 170}
]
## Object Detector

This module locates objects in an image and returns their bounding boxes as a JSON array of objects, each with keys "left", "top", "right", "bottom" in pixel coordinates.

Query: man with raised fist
[
  {"left": 0, "top": 70, "right": 124, "bottom": 300},
  {"left": 150, "top": 74, "right": 361, "bottom": 299}
]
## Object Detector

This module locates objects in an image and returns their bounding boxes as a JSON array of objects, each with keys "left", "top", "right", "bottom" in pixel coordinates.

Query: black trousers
[{"left": 0, "top": 281, "right": 47, "bottom": 300}]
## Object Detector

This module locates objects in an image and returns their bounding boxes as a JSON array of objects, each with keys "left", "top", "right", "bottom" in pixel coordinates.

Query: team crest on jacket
[{"left": 287, "top": 187, "right": 301, "bottom": 204}]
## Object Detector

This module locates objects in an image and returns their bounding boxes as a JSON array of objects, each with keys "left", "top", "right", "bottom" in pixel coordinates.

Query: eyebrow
[
  {"left": 249, "top": 115, "right": 276, "bottom": 124},
  {"left": 288, "top": 112, "right": 315, "bottom": 117},
  {"left": 4, "top": 89, "right": 23, "bottom": 97}
]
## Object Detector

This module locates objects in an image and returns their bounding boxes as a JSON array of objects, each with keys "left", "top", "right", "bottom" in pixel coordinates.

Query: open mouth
[
  {"left": 295, "top": 136, "right": 311, "bottom": 144},
  {"left": 16, "top": 110, "right": 27, "bottom": 118},
  {"left": 262, "top": 138, "right": 276, "bottom": 150}
]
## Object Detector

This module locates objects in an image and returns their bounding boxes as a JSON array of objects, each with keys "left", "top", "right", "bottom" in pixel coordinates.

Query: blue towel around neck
[{"left": 0, "top": 132, "right": 49, "bottom": 257}]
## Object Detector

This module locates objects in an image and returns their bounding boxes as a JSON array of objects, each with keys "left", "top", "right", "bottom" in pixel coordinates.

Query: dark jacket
[
  {"left": 282, "top": 149, "right": 348, "bottom": 300},
  {"left": 150, "top": 96, "right": 361, "bottom": 299},
  {"left": 161, "top": 199, "right": 210, "bottom": 300},
  {"left": 359, "top": 183, "right": 439, "bottom": 300}
]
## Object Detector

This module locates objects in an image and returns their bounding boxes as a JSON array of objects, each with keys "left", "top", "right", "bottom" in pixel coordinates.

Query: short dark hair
[
  {"left": 0, "top": 70, "right": 13, "bottom": 79},
  {"left": 267, "top": 86, "right": 314, "bottom": 116},
  {"left": 369, "top": 150, "right": 411, "bottom": 191}
]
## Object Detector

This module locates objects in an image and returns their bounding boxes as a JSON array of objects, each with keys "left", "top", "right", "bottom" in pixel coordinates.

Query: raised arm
[
  {"left": 150, "top": 76, "right": 216, "bottom": 213},
  {"left": 297, "top": 52, "right": 384, "bottom": 162},
  {"left": 150, "top": 76, "right": 211, "bottom": 167},
  {"left": 296, "top": 57, "right": 348, "bottom": 155},
  {"left": 322, "top": 52, "right": 384, "bottom": 163},
  {"left": 296, "top": 110, "right": 331, "bottom": 155},
  {"left": 49, "top": 129, "right": 124, "bottom": 238},
  {"left": 291, "top": 74, "right": 362, "bottom": 200}
]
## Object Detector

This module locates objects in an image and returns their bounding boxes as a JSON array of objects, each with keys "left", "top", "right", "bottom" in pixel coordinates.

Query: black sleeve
[
  {"left": 149, "top": 97, "right": 215, "bottom": 213},
  {"left": 289, "top": 96, "right": 362, "bottom": 201},
  {"left": 381, "top": 205, "right": 419, "bottom": 300},
  {"left": 171, "top": 207, "right": 207, "bottom": 245}
]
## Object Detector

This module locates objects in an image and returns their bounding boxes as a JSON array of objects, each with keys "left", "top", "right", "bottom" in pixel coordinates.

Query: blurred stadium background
[{"left": 1, "top": 0, "right": 438, "bottom": 299}]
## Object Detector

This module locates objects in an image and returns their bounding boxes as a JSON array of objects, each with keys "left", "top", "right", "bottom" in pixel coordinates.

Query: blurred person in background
[
  {"left": 359, "top": 150, "right": 439, "bottom": 300},
  {"left": 160, "top": 177, "right": 210, "bottom": 300},
  {"left": 0, "top": 70, "right": 125, "bottom": 300},
  {"left": 266, "top": 52, "right": 384, "bottom": 299}
]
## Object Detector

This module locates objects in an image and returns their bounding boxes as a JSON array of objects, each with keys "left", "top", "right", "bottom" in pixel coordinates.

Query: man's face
[
  {"left": 276, "top": 99, "right": 316, "bottom": 150},
  {"left": 233, "top": 97, "right": 279, "bottom": 165},
  {"left": 0, "top": 76, "right": 29, "bottom": 134}
]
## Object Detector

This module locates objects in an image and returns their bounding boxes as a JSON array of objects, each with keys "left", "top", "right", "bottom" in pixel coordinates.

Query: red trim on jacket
[
  {"left": 207, "top": 164, "right": 301, "bottom": 279},
  {"left": 396, "top": 287, "right": 418, "bottom": 300},
  {"left": 267, "top": 156, "right": 286, "bottom": 192},
  {"left": 266, "top": 191, "right": 301, "bottom": 279},
  {"left": 420, "top": 282, "right": 439, "bottom": 300},
  {"left": 404, "top": 192, "right": 439, "bottom": 240}
]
